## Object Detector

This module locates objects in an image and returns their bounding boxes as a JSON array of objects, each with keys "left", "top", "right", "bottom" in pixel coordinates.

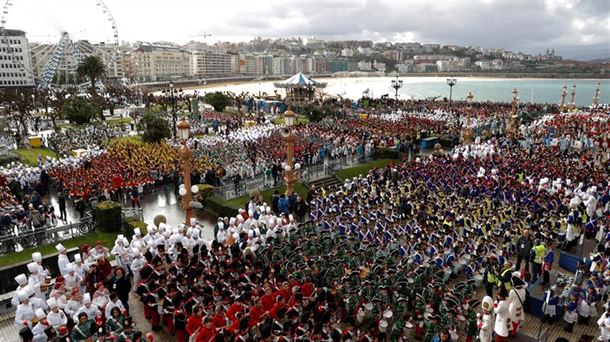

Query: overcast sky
[{"left": 5, "top": 0, "right": 610, "bottom": 60}]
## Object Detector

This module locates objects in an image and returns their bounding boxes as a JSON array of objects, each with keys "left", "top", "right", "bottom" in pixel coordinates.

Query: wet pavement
[{"left": 44, "top": 184, "right": 216, "bottom": 241}]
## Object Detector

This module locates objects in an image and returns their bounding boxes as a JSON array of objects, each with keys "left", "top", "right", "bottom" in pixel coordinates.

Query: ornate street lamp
[
  {"left": 509, "top": 88, "right": 520, "bottom": 139},
  {"left": 569, "top": 83, "right": 576, "bottom": 112},
  {"left": 161, "top": 80, "right": 184, "bottom": 141},
  {"left": 463, "top": 92, "right": 474, "bottom": 144},
  {"left": 593, "top": 82, "right": 600, "bottom": 108},
  {"left": 391, "top": 75, "right": 403, "bottom": 111},
  {"left": 560, "top": 84, "right": 567, "bottom": 113},
  {"left": 447, "top": 77, "right": 457, "bottom": 119},
  {"left": 281, "top": 107, "right": 300, "bottom": 196},
  {"left": 177, "top": 118, "right": 196, "bottom": 224}
]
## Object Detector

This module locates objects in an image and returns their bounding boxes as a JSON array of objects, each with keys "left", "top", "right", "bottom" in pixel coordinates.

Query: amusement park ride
[{"left": 0, "top": 0, "right": 120, "bottom": 88}]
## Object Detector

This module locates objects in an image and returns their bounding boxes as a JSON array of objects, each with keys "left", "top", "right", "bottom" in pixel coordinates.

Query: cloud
[{"left": 5, "top": 0, "right": 609, "bottom": 60}]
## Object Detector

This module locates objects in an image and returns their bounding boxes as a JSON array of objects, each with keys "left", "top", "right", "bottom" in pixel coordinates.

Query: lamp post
[
  {"left": 569, "top": 83, "right": 576, "bottom": 112},
  {"left": 447, "top": 77, "right": 457, "bottom": 119},
  {"left": 463, "top": 92, "right": 474, "bottom": 144},
  {"left": 509, "top": 88, "right": 520, "bottom": 139},
  {"left": 280, "top": 107, "right": 300, "bottom": 196},
  {"left": 391, "top": 75, "right": 403, "bottom": 111},
  {"left": 161, "top": 81, "right": 184, "bottom": 141},
  {"left": 177, "top": 118, "right": 193, "bottom": 224},
  {"left": 560, "top": 85, "right": 567, "bottom": 113},
  {"left": 593, "top": 82, "right": 600, "bottom": 108}
]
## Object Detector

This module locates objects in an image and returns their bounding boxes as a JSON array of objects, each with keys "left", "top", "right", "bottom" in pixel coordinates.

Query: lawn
[
  {"left": 103, "top": 117, "right": 133, "bottom": 127},
  {"left": 16, "top": 148, "right": 58, "bottom": 167},
  {"left": 0, "top": 231, "right": 117, "bottom": 266},
  {"left": 109, "top": 135, "right": 143, "bottom": 145},
  {"left": 273, "top": 116, "right": 310, "bottom": 125},
  {"left": 226, "top": 183, "right": 309, "bottom": 209},
  {"left": 335, "top": 159, "right": 397, "bottom": 181}
]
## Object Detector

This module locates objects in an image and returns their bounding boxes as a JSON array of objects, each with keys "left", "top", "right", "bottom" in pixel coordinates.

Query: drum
[
  {"left": 443, "top": 269, "right": 452, "bottom": 282},
  {"left": 558, "top": 232, "right": 566, "bottom": 243},
  {"left": 474, "top": 274, "right": 484, "bottom": 288}
]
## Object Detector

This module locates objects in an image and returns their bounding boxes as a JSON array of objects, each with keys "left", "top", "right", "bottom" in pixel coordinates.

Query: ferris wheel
[{"left": 0, "top": 0, "right": 119, "bottom": 88}]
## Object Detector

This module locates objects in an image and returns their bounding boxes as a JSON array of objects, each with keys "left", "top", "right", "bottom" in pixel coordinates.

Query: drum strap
[{"left": 513, "top": 289, "right": 524, "bottom": 308}]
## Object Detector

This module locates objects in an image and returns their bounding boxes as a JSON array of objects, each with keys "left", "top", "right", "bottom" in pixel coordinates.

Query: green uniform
[
  {"left": 105, "top": 315, "right": 124, "bottom": 334},
  {"left": 71, "top": 319, "right": 96, "bottom": 342}
]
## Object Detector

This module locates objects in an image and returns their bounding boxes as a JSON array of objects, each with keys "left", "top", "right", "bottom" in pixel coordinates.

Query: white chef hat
[
  {"left": 65, "top": 263, "right": 74, "bottom": 273},
  {"left": 17, "top": 291, "right": 28, "bottom": 302},
  {"left": 27, "top": 262, "right": 38, "bottom": 273},
  {"left": 47, "top": 297, "right": 57, "bottom": 308},
  {"left": 35, "top": 308, "right": 46, "bottom": 319},
  {"left": 55, "top": 243, "right": 65, "bottom": 252},
  {"left": 190, "top": 218, "right": 197, "bottom": 226},
  {"left": 218, "top": 222, "right": 224, "bottom": 229},
  {"left": 14, "top": 274, "right": 27, "bottom": 286},
  {"left": 32, "top": 252, "right": 42, "bottom": 262},
  {"left": 82, "top": 293, "right": 91, "bottom": 304},
  {"left": 133, "top": 227, "right": 141, "bottom": 236},
  {"left": 74, "top": 254, "right": 82, "bottom": 263}
]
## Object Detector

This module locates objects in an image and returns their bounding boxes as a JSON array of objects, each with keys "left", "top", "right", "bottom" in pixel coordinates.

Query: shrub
[
  {"left": 196, "top": 184, "right": 215, "bottom": 200},
  {"left": 138, "top": 112, "right": 171, "bottom": 143},
  {"left": 203, "top": 196, "right": 239, "bottom": 218},
  {"left": 204, "top": 92, "right": 231, "bottom": 112},
  {"left": 94, "top": 201, "right": 122, "bottom": 232},
  {"left": 62, "top": 96, "right": 99, "bottom": 125},
  {"left": 123, "top": 218, "right": 147, "bottom": 237}
]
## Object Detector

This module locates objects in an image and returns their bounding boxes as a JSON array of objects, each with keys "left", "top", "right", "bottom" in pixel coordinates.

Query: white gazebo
[{"left": 274, "top": 72, "right": 327, "bottom": 105}]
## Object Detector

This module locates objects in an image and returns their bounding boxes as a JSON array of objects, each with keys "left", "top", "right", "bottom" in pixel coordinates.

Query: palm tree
[{"left": 76, "top": 55, "right": 106, "bottom": 97}]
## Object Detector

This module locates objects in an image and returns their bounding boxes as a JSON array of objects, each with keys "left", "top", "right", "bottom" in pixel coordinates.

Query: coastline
[{"left": 178, "top": 72, "right": 609, "bottom": 92}]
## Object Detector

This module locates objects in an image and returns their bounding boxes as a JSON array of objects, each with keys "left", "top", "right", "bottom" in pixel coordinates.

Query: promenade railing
[
  {"left": 213, "top": 154, "right": 365, "bottom": 200},
  {"left": 0, "top": 214, "right": 95, "bottom": 255}
]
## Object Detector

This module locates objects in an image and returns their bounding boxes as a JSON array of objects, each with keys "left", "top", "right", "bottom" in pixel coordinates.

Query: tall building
[
  {"left": 190, "top": 51, "right": 231, "bottom": 78},
  {"left": 0, "top": 29, "right": 35, "bottom": 87},
  {"left": 129, "top": 44, "right": 189, "bottom": 82}
]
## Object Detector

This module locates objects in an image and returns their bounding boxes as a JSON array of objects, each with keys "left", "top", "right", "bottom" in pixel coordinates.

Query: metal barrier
[
  {"left": 121, "top": 208, "right": 144, "bottom": 221},
  {"left": 213, "top": 154, "right": 367, "bottom": 200},
  {"left": 0, "top": 215, "right": 95, "bottom": 255}
]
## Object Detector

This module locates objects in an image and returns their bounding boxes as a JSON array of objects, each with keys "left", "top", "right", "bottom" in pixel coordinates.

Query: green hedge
[
  {"left": 0, "top": 151, "right": 19, "bottom": 166},
  {"left": 94, "top": 201, "right": 122, "bottom": 232},
  {"left": 123, "top": 218, "right": 147, "bottom": 236},
  {"left": 196, "top": 184, "right": 215, "bottom": 199},
  {"left": 376, "top": 148, "right": 403, "bottom": 160},
  {"left": 203, "top": 196, "right": 240, "bottom": 218}
]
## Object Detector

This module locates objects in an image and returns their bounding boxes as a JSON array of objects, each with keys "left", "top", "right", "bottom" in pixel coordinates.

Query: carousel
[{"left": 274, "top": 72, "right": 327, "bottom": 108}]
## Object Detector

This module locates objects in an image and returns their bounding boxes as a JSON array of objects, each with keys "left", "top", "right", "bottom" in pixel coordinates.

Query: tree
[
  {"left": 205, "top": 92, "right": 231, "bottom": 112},
  {"left": 299, "top": 103, "right": 329, "bottom": 123},
  {"left": 44, "top": 87, "right": 76, "bottom": 131},
  {"left": 62, "top": 96, "right": 99, "bottom": 125},
  {"left": 76, "top": 55, "right": 106, "bottom": 98},
  {"left": 227, "top": 91, "right": 249, "bottom": 114},
  {"left": 0, "top": 88, "right": 33, "bottom": 146},
  {"left": 138, "top": 112, "right": 171, "bottom": 143}
]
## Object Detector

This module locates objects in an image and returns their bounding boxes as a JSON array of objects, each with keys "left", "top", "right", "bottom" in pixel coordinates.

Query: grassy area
[
  {"left": 103, "top": 117, "right": 133, "bottom": 127},
  {"left": 335, "top": 159, "right": 397, "bottom": 181},
  {"left": 273, "top": 116, "right": 310, "bottom": 125},
  {"left": 109, "top": 135, "right": 143, "bottom": 145},
  {"left": 226, "top": 183, "right": 309, "bottom": 209},
  {"left": 16, "top": 148, "right": 58, "bottom": 167},
  {"left": 0, "top": 231, "right": 117, "bottom": 266}
]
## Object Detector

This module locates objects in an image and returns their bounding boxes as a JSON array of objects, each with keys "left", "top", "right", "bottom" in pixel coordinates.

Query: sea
[{"left": 189, "top": 77, "right": 610, "bottom": 107}]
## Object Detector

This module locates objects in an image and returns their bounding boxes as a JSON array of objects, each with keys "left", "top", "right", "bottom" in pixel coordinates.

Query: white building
[
  {"left": 0, "top": 29, "right": 35, "bottom": 87},
  {"left": 129, "top": 44, "right": 189, "bottom": 82},
  {"left": 341, "top": 48, "right": 354, "bottom": 57},
  {"left": 357, "top": 60, "right": 372, "bottom": 71},
  {"left": 190, "top": 51, "right": 231, "bottom": 78},
  {"left": 373, "top": 60, "right": 386, "bottom": 72},
  {"left": 357, "top": 47, "right": 372, "bottom": 56}
]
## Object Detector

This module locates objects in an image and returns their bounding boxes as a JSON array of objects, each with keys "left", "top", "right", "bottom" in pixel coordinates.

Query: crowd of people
[{"left": 10, "top": 100, "right": 610, "bottom": 342}]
